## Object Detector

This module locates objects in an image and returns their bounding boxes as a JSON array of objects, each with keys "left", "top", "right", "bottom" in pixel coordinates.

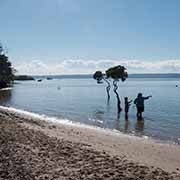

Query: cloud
[{"left": 15, "top": 59, "right": 180, "bottom": 75}]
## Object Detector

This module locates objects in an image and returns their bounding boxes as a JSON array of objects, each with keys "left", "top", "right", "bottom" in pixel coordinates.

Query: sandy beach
[{"left": 0, "top": 107, "right": 180, "bottom": 180}]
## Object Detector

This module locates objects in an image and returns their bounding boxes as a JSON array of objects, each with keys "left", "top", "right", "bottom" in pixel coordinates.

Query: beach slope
[{"left": 0, "top": 108, "right": 180, "bottom": 180}]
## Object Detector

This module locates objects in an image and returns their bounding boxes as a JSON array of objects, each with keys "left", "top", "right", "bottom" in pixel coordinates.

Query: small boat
[
  {"left": 47, "top": 77, "right": 53, "bottom": 80},
  {"left": 37, "top": 79, "right": 42, "bottom": 82}
]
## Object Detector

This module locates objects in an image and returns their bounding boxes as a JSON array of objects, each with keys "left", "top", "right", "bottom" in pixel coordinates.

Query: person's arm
[
  {"left": 143, "top": 95, "right": 152, "bottom": 100},
  {"left": 134, "top": 98, "right": 137, "bottom": 104},
  {"left": 128, "top": 100, "right": 133, "bottom": 106}
]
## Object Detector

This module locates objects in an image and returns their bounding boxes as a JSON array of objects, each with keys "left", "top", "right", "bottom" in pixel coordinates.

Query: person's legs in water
[
  {"left": 139, "top": 111, "right": 142, "bottom": 120},
  {"left": 136, "top": 106, "right": 140, "bottom": 119},
  {"left": 136, "top": 112, "right": 139, "bottom": 119},
  {"left": 136, "top": 106, "right": 142, "bottom": 120},
  {"left": 137, "top": 106, "right": 144, "bottom": 120}
]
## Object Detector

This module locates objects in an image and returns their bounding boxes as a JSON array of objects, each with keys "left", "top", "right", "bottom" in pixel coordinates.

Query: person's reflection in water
[
  {"left": 0, "top": 89, "right": 11, "bottom": 105},
  {"left": 124, "top": 120, "right": 129, "bottom": 133},
  {"left": 135, "top": 120, "right": 145, "bottom": 135}
]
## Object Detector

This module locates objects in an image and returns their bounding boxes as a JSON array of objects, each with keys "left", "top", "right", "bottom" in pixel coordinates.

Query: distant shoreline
[
  {"left": 27, "top": 73, "right": 180, "bottom": 80},
  {"left": 15, "top": 73, "right": 180, "bottom": 80}
]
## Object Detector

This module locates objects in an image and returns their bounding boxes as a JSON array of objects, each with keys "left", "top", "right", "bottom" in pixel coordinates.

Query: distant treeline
[
  {"left": 14, "top": 75, "right": 35, "bottom": 81},
  {"left": 33, "top": 73, "right": 180, "bottom": 80},
  {"left": 129, "top": 73, "right": 180, "bottom": 78}
]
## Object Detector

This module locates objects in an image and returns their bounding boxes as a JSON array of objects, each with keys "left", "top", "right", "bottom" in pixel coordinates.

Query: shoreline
[
  {"left": 0, "top": 105, "right": 178, "bottom": 146},
  {"left": 0, "top": 106, "right": 180, "bottom": 179}
]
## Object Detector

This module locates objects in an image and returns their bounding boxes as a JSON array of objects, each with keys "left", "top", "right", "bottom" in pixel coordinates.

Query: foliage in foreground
[{"left": 0, "top": 44, "right": 15, "bottom": 88}]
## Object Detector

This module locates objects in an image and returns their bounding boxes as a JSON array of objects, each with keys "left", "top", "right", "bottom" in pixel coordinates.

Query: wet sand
[{"left": 0, "top": 108, "right": 180, "bottom": 180}]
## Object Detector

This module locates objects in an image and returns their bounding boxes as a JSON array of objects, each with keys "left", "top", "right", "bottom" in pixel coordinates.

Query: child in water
[{"left": 124, "top": 97, "right": 132, "bottom": 120}]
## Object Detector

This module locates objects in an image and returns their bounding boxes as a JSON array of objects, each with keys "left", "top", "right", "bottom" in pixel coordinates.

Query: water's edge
[{"left": 0, "top": 105, "right": 179, "bottom": 146}]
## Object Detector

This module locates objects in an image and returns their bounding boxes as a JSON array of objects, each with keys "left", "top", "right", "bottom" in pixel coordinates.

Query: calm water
[{"left": 0, "top": 77, "right": 180, "bottom": 144}]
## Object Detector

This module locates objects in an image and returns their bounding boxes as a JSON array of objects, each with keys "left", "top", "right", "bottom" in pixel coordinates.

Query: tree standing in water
[
  {"left": 93, "top": 65, "right": 128, "bottom": 113},
  {"left": 93, "top": 71, "right": 111, "bottom": 101},
  {"left": 106, "top": 65, "right": 128, "bottom": 113}
]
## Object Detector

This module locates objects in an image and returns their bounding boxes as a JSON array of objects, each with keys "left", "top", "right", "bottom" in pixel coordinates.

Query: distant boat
[
  {"left": 47, "top": 77, "right": 53, "bottom": 80},
  {"left": 37, "top": 79, "right": 42, "bottom": 82}
]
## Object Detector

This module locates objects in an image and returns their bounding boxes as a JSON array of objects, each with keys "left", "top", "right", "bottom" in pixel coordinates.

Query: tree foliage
[
  {"left": 106, "top": 65, "right": 128, "bottom": 81},
  {"left": 0, "top": 44, "right": 15, "bottom": 88},
  {"left": 93, "top": 71, "right": 104, "bottom": 84}
]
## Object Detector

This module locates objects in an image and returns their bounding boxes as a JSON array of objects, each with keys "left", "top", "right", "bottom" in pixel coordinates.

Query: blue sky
[{"left": 1, "top": 0, "right": 180, "bottom": 74}]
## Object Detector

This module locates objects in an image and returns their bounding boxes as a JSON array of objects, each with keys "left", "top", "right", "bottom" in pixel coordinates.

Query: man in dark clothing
[{"left": 134, "top": 93, "right": 152, "bottom": 120}]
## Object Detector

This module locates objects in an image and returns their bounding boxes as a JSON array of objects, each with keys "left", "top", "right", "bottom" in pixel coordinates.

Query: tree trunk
[
  {"left": 103, "top": 78, "right": 111, "bottom": 101},
  {"left": 113, "top": 80, "right": 122, "bottom": 113}
]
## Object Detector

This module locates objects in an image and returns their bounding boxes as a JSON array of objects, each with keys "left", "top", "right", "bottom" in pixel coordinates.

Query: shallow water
[{"left": 0, "top": 77, "right": 180, "bottom": 144}]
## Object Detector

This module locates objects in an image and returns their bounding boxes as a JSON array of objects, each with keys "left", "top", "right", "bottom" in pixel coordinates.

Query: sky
[{"left": 1, "top": 0, "right": 180, "bottom": 75}]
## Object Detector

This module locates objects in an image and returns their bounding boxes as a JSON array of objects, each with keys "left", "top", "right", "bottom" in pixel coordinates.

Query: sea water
[{"left": 0, "top": 77, "right": 180, "bottom": 144}]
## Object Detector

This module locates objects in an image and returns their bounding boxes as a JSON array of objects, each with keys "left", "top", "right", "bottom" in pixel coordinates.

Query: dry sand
[{"left": 0, "top": 108, "right": 180, "bottom": 180}]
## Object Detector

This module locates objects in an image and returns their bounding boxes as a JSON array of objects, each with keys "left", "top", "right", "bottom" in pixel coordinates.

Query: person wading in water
[
  {"left": 124, "top": 97, "right": 132, "bottom": 120},
  {"left": 134, "top": 93, "right": 152, "bottom": 120}
]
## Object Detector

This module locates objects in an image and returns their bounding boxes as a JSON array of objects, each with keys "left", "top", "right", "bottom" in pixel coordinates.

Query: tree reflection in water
[
  {"left": 115, "top": 113, "right": 121, "bottom": 131},
  {"left": 0, "top": 89, "right": 11, "bottom": 105}
]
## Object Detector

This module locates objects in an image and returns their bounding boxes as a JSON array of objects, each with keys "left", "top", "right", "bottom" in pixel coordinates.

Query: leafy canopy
[
  {"left": 0, "top": 44, "right": 15, "bottom": 87},
  {"left": 93, "top": 65, "right": 128, "bottom": 83}
]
